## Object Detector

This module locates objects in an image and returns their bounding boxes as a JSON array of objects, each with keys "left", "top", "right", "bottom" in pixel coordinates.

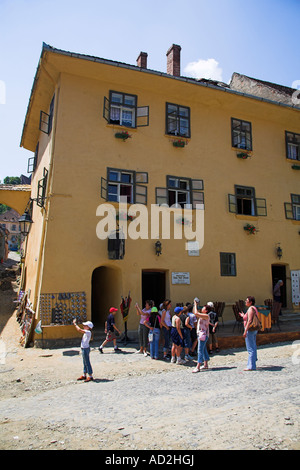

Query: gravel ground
[{"left": 0, "top": 310, "right": 299, "bottom": 451}]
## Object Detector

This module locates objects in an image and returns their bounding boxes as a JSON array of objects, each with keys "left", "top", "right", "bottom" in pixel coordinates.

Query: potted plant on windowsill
[
  {"left": 173, "top": 139, "right": 186, "bottom": 148},
  {"left": 116, "top": 212, "right": 135, "bottom": 222},
  {"left": 237, "top": 151, "right": 251, "bottom": 159},
  {"left": 244, "top": 223, "right": 258, "bottom": 234},
  {"left": 115, "top": 131, "right": 131, "bottom": 141},
  {"left": 176, "top": 217, "right": 191, "bottom": 226}
]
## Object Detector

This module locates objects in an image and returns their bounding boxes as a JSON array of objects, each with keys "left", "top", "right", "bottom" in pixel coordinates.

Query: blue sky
[{"left": 0, "top": 0, "right": 299, "bottom": 184}]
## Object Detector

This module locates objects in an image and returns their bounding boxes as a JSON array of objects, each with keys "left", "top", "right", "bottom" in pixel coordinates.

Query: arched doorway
[{"left": 91, "top": 266, "right": 122, "bottom": 327}]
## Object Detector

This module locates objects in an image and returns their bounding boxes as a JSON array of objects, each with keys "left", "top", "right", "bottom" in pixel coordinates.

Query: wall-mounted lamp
[
  {"left": 276, "top": 243, "right": 283, "bottom": 260},
  {"left": 19, "top": 210, "right": 33, "bottom": 237},
  {"left": 155, "top": 240, "right": 162, "bottom": 256}
]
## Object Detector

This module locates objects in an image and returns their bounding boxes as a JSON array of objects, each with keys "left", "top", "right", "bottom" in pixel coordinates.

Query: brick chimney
[
  {"left": 137, "top": 52, "right": 148, "bottom": 69},
  {"left": 166, "top": 44, "right": 181, "bottom": 77}
]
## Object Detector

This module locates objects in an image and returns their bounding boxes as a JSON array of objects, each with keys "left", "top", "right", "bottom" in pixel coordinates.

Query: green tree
[{"left": 3, "top": 176, "right": 21, "bottom": 185}]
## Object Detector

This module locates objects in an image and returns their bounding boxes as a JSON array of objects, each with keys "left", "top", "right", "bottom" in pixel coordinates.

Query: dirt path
[{"left": 0, "top": 309, "right": 299, "bottom": 451}]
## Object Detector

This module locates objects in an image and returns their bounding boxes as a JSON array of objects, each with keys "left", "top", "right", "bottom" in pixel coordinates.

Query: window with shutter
[
  {"left": 101, "top": 169, "right": 148, "bottom": 205},
  {"left": 155, "top": 176, "right": 204, "bottom": 209},
  {"left": 228, "top": 187, "right": 267, "bottom": 217},
  {"left": 103, "top": 92, "right": 149, "bottom": 128},
  {"left": 39, "top": 94, "right": 55, "bottom": 135}
]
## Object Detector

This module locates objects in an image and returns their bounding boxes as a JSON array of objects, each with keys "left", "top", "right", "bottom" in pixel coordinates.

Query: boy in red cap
[{"left": 99, "top": 307, "right": 122, "bottom": 353}]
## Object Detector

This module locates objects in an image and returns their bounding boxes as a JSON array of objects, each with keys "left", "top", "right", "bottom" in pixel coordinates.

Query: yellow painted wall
[{"left": 21, "top": 54, "right": 300, "bottom": 340}]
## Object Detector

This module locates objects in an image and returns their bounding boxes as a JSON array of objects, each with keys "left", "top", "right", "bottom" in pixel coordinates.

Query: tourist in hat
[
  {"left": 73, "top": 319, "right": 94, "bottom": 382},
  {"left": 99, "top": 307, "right": 122, "bottom": 353},
  {"left": 144, "top": 306, "right": 161, "bottom": 360}
]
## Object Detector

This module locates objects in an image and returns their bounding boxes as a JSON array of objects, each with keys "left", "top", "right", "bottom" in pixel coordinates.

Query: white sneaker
[
  {"left": 144, "top": 352, "right": 148, "bottom": 357},
  {"left": 171, "top": 356, "right": 176, "bottom": 363},
  {"left": 176, "top": 358, "right": 187, "bottom": 365}
]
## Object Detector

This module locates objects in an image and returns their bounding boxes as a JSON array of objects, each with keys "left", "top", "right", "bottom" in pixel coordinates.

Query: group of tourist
[
  {"left": 135, "top": 298, "right": 220, "bottom": 373},
  {"left": 73, "top": 295, "right": 261, "bottom": 381}
]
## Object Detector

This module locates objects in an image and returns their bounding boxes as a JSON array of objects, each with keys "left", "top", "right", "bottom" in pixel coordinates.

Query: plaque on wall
[{"left": 172, "top": 272, "right": 190, "bottom": 284}]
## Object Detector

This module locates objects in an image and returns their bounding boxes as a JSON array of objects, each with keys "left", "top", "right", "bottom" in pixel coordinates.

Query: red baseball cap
[{"left": 109, "top": 307, "right": 118, "bottom": 313}]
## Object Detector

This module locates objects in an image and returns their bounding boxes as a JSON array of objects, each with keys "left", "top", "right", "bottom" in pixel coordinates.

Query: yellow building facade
[{"left": 18, "top": 43, "right": 300, "bottom": 343}]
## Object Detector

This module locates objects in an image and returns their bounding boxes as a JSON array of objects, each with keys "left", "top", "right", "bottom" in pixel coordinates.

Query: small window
[
  {"left": 155, "top": 176, "right": 204, "bottom": 209},
  {"left": 101, "top": 168, "right": 148, "bottom": 205},
  {"left": 27, "top": 142, "right": 39, "bottom": 174},
  {"left": 228, "top": 185, "right": 267, "bottom": 217},
  {"left": 236, "top": 186, "right": 255, "bottom": 216},
  {"left": 109, "top": 92, "right": 136, "bottom": 127},
  {"left": 39, "top": 94, "right": 55, "bottom": 135},
  {"left": 168, "top": 176, "right": 190, "bottom": 207},
  {"left": 220, "top": 253, "right": 236, "bottom": 276},
  {"left": 103, "top": 91, "right": 149, "bottom": 128},
  {"left": 231, "top": 118, "right": 252, "bottom": 150},
  {"left": 107, "top": 169, "right": 134, "bottom": 203},
  {"left": 286, "top": 131, "right": 300, "bottom": 160},
  {"left": 166, "top": 103, "right": 190, "bottom": 137}
]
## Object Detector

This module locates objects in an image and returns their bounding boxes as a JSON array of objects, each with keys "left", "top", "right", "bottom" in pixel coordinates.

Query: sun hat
[
  {"left": 109, "top": 307, "right": 118, "bottom": 313},
  {"left": 207, "top": 302, "right": 214, "bottom": 308},
  {"left": 83, "top": 321, "right": 94, "bottom": 329}
]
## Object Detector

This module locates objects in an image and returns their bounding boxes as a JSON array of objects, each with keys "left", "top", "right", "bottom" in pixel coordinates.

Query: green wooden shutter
[
  {"left": 103, "top": 96, "right": 110, "bottom": 122},
  {"left": 255, "top": 198, "right": 267, "bottom": 216},
  {"left": 284, "top": 202, "right": 294, "bottom": 219},
  {"left": 228, "top": 194, "right": 236, "bottom": 213},
  {"left": 101, "top": 177, "right": 107, "bottom": 200},
  {"left": 135, "top": 184, "right": 147, "bottom": 204},
  {"left": 136, "top": 106, "right": 149, "bottom": 127}
]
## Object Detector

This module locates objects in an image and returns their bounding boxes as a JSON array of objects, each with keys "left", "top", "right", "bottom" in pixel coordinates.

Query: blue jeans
[
  {"left": 81, "top": 347, "right": 93, "bottom": 375},
  {"left": 162, "top": 327, "right": 171, "bottom": 353},
  {"left": 183, "top": 328, "right": 191, "bottom": 349},
  {"left": 197, "top": 336, "right": 210, "bottom": 364},
  {"left": 245, "top": 330, "right": 258, "bottom": 370},
  {"left": 149, "top": 328, "right": 160, "bottom": 359}
]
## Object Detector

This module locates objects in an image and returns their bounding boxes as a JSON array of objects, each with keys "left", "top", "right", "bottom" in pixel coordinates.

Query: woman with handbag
[
  {"left": 192, "top": 301, "right": 211, "bottom": 373},
  {"left": 239, "top": 296, "right": 261, "bottom": 371}
]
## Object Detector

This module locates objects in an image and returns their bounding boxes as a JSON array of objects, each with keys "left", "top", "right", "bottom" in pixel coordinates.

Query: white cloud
[{"left": 184, "top": 58, "right": 223, "bottom": 81}]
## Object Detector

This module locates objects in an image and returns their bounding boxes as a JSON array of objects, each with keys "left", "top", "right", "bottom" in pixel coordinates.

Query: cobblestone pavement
[{"left": 0, "top": 333, "right": 299, "bottom": 451}]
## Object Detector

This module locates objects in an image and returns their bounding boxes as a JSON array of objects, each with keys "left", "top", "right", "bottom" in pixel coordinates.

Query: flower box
[
  {"left": 173, "top": 139, "right": 186, "bottom": 148},
  {"left": 244, "top": 224, "right": 258, "bottom": 234},
  {"left": 115, "top": 131, "right": 131, "bottom": 141},
  {"left": 116, "top": 213, "right": 135, "bottom": 222},
  {"left": 237, "top": 152, "right": 251, "bottom": 159},
  {"left": 176, "top": 217, "right": 191, "bottom": 226}
]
